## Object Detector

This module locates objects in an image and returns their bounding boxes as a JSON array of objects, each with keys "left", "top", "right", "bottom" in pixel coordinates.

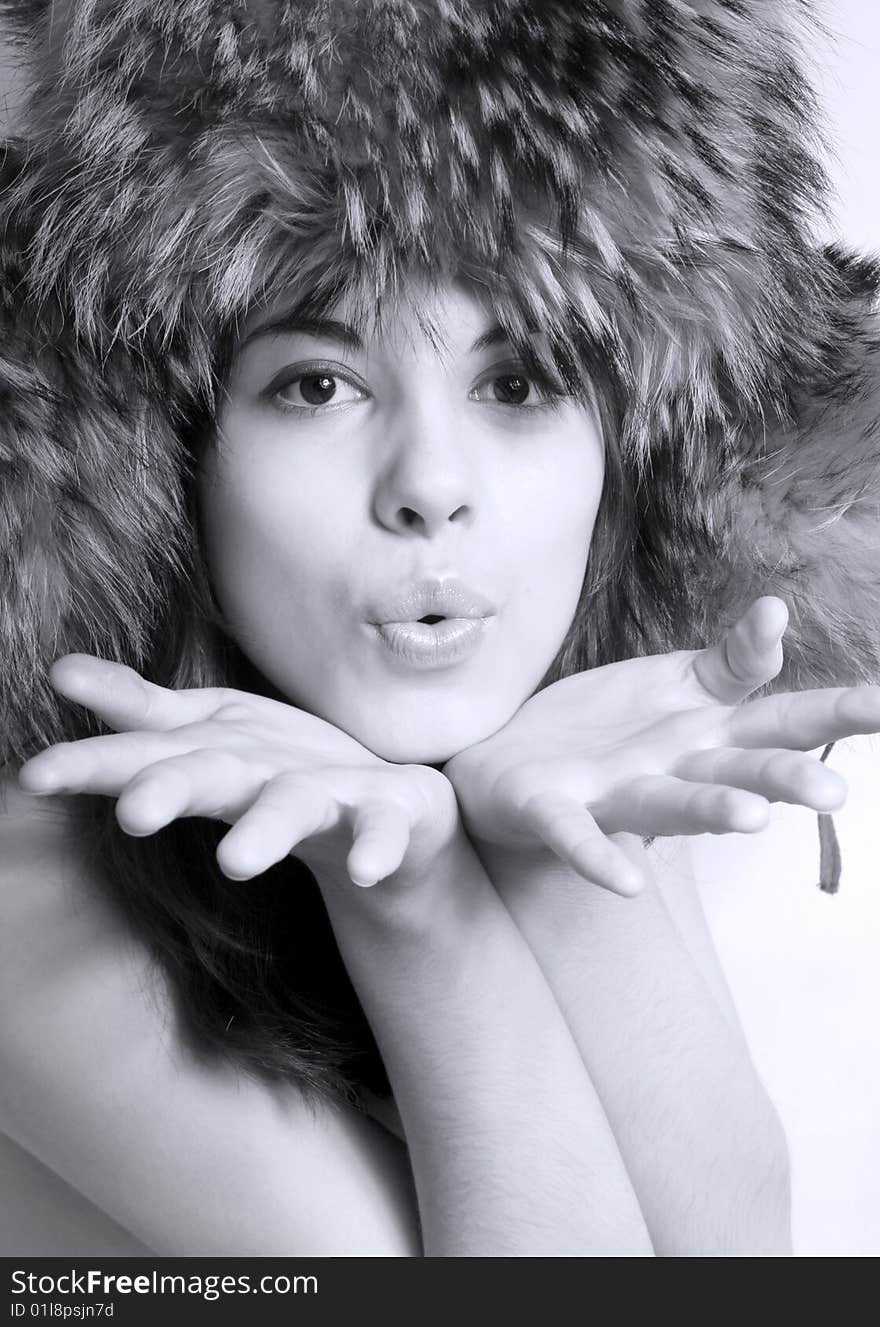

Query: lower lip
[{"left": 371, "top": 618, "right": 491, "bottom": 668}]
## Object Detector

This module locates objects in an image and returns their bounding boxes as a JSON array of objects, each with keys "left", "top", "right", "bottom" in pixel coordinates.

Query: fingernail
[
  {"left": 616, "top": 871, "right": 645, "bottom": 898},
  {"left": 19, "top": 771, "right": 62, "bottom": 795},
  {"left": 349, "top": 872, "right": 378, "bottom": 888}
]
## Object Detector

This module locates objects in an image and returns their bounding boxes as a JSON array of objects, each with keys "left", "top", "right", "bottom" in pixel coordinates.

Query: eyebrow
[
  {"left": 238, "top": 315, "right": 364, "bottom": 353},
  {"left": 237, "top": 313, "right": 526, "bottom": 356},
  {"left": 469, "top": 324, "right": 518, "bottom": 353}
]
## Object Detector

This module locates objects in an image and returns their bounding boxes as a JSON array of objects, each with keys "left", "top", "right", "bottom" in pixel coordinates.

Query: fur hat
[{"left": 2, "top": 0, "right": 879, "bottom": 769}]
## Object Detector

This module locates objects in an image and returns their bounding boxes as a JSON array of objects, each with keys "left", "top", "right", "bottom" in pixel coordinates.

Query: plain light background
[
  {"left": 1, "top": 3, "right": 878, "bottom": 1258},
  {"left": 690, "top": 1, "right": 880, "bottom": 1258}
]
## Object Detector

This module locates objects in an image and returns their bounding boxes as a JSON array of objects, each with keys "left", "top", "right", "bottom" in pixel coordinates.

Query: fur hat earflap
[
  {"left": 626, "top": 244, "right": 880, "bottom": 693},
  {"left": 1, "top": 140, "right": 213, "bottom": 766}
]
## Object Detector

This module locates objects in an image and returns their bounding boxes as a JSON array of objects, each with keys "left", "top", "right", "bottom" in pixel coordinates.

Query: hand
[
  {"left": 444, "top": 597, "right": 880, "bottom": 897},
  {"left": 17, "top": 656, "right": 459, "bottom": 893}
]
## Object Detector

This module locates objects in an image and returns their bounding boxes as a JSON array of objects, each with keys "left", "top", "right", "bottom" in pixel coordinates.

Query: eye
[
  {"left": 469, "top": 364, "right": 567, "bottom": 410},
  {"left": 268, "top": 365, "right": 368, "bottom": 414}
]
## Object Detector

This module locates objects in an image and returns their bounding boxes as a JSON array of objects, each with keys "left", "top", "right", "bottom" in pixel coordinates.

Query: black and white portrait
[{"left": 1, "top": 1, "right": 878, "bottom": 1264}]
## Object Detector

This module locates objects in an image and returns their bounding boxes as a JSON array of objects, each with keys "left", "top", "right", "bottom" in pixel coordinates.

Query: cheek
[
  {"left": 198, "top": 441, "right": 355, "bottom": 639},
  {"left": 507, "top": 429, "right": 604, "bottom": 616}
]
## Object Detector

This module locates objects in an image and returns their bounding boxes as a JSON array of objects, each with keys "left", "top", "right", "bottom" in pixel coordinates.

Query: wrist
[
  {"left": 475, "top": 832, "right": 649, "bottom": 890},
  {"left": 318, "top": 821, "right": 494, "bottom": 945}
]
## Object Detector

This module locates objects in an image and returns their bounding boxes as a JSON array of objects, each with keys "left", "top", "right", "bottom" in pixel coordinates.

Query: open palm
[{"left": 445, "top": 598, "right": 880, "bottom": 895}]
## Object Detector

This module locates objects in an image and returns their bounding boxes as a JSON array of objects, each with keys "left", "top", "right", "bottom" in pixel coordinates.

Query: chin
[{"left": 351, "top": 707, "right": 511, "bottom": 768}]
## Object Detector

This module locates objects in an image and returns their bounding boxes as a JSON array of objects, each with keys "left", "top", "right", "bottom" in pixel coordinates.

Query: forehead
[{"left": 237, "top": 278, "right": 502, "bottom": 355}]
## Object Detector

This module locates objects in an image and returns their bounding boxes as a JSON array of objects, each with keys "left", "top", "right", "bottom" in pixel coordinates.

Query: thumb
[
  {"left": 691, "top": 597, "right": 788, "bottom": 704},
  {"left": 49, "top": 654, "right": 231, "bottom": 732}
]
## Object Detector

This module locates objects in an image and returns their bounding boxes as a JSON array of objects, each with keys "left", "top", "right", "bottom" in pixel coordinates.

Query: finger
[
  {"left": 115, "top": 749, "right": 262, "bottom": 835},
  {"left": 346, "top": 799, "right": 414, "bottom": 888},
  {"left": 730, "top": 684, "right": 880, "bottom": 750},
  {"left": 673, "top": 746, "right": 847, "bottom": 812},
  {"left": 18, "top": 730, "right": 197, "bottom": 795},
  {"left": 216, "top": 775, "right": 338, "bottom": 880},
  {"left": 522, "top": 792, "right": 646, "bottom": 897},
  {"left": 691, "top": 597, "right": 788, "bottom": 703},
  {"left": 595, "top": 775, "right": 770, "bottom": 837},
  {"left": 17, "top": 714, "right": 277, "bottom": 796},
  {"left": 48, "top": 654, "right": 237, "bottom": 733}
]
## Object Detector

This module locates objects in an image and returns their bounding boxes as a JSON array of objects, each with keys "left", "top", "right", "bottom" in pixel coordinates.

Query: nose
[{"left": 372, "top": 401, "right": 475, "bottom": 537}]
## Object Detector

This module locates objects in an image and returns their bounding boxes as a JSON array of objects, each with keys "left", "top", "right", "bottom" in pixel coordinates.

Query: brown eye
[
  {"left": 270, "top": 368, "right": 367, "bottom": 413},
  {"left": 470, "top": 364, "right": 566, "bottom": 410},
  {"left": 298, "top": 373, "right": 337, "bottom": 405},
  {"left": 491, "top": 374, "right": 531, "bottom": 405}
]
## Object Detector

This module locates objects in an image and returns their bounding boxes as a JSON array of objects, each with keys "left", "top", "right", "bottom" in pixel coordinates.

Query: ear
[{"left": 0, "top": 142, "right": 194, "bottom": 769}]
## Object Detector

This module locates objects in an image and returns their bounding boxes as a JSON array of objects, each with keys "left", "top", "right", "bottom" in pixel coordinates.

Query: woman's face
[{"left": 199, "top": 283, "right": 604, "bottom": 764}]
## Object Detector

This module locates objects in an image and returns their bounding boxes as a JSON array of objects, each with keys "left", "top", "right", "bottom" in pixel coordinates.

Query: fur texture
[
  {"left": 0, "top": 1, "right": 841, "bottom": 408},
  {"left": 1, "top": 0, "right": 879, "bottom": 766}
]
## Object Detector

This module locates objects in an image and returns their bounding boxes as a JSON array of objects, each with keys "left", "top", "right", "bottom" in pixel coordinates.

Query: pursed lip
[{"left": 366, "top": 578, "right": 497, "bottom": 626}]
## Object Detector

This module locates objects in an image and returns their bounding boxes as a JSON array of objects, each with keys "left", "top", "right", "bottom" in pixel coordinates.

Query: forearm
[
  {"left": 478, "top": 838, "right": 791, "bottom": 1257},
  {"left": 319, "top": 833, "right": 653, "bottom": 1256}
]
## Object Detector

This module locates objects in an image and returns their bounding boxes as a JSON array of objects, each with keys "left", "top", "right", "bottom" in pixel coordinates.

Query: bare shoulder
[{"left": 0, "top": 776, "right": 420, "bottom": 1256}]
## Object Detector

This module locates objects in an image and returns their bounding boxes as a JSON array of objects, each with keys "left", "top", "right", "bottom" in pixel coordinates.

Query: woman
[{"left": 2, "top": 0, "right": 879, "bottom": 1255}]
